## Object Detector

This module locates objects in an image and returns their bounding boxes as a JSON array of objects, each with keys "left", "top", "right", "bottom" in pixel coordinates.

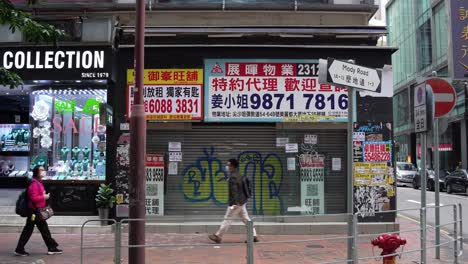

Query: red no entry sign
[{"left": 426, "top": 78, "right": 456, "bottom": 118}]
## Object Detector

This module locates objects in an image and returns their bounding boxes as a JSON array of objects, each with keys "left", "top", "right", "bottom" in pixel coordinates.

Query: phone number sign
[
  {"left": 204, "top": 59, "right": 348, "bottom": 122},
  {"left": 127, "top": 69, "right": 203, "bottom": 121},
  {"left": 362, "top": 141, "right": 392, "bottom": 162}
]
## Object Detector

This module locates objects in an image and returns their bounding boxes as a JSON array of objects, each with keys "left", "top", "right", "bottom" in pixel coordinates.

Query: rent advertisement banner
[
  {"left": 362, "top": 141, "right": 392, "bottom": 162},
  {"left": 145, "top": 154, "right": 164, "bottom": 216},
  {"left": 204, "top": 59, "right": 348, "bottom": 122},
  {"left": 300, "top": 154, "right": 325, "bottom": 215},
  {"left": 353, "top": 162, "right": 389, "bottom": 186},
  {"left": 127, "top": 69, "right": 203, "bottom": 121}
]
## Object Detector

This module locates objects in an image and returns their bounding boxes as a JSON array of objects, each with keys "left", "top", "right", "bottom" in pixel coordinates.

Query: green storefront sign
[{"left": 54, "top": 99, "right": 76, "bottom": 113}]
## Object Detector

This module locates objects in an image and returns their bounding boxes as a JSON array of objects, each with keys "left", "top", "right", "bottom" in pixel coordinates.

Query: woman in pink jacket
[{"left": 14, "top": 165, "right": 62, "bottom": 256}]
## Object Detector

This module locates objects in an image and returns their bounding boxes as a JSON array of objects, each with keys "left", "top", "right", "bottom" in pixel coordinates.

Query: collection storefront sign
[
  {"left": 204, "top": 59, "right": 348, "bottom": 122},
  {"left": 285, "top": 143, "right": 298, "bottom": 153},
  {"left": 304, "top": 134, "right": 317, "bottom": 144},
  {"left": 127, "top": 69, "right": 203, "bottom": 121},
  {"left": 0, "top": 47, "right": 112, "bottom": 80},
  {"left": 300, "top": 153, "right": 325, "bottom": 215},
  {"left": 145, "top": 154, "right": 164, "bottom": 216}
]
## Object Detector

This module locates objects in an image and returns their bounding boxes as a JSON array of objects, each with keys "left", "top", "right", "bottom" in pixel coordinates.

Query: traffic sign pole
[
  {"left": 425, "top": 77, "right": 455, "bottom": 260},
  {"left": 347, "top": 86, "right": 354, "bottom": 263},
  {"left": 421, "top": 132, "right": 427, "bottom": 264},
  {"left": 435, "top": 118, "right": 440, "bottom": 259}
]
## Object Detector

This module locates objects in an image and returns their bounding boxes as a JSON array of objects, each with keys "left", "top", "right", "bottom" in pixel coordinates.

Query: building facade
[
  {"left": 387, "top": 0, "right": 468, "bottom": 173},
  {"left": 1, "top": 0, "right": 396, "bottom": 221}
]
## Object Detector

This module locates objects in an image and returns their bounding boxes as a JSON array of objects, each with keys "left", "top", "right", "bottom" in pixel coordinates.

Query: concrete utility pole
[{"left": 129, "top": 0, "right": 146, "bottom": 262}]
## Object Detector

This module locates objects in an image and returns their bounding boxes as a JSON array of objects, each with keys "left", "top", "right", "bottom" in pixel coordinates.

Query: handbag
[{"left": 36, "top": 205, "right": 54, "bottom": 221}]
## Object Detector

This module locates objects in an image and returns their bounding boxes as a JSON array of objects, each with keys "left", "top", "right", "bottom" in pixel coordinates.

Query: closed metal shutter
[
  {"left": 276, "top": 129, "right": 347, "bottom": 214},
  {"left": 147, "top": 124, "right": 346, "bottom": 216}
]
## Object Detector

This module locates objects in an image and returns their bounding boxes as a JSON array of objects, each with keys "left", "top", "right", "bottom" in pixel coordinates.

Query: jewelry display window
[{"left": 30, "top": 88, "right": 107, "bottom": 180}]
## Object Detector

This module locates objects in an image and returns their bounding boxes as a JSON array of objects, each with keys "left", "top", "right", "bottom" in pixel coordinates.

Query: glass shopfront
[
  {"left": 0, "top": 46, "right": 113, "bottom": 214},
  {"left": 30, "top": 89, "right": 107, "bottom": 181}
]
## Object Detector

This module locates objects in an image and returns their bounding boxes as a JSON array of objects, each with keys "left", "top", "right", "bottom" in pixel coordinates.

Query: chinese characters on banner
[
  {"left": 450, "top": 2, "right": 468, "bottom": 79},
  {"left": 353, "top": 122, "right": 394, "bottom": 219},
  {"left": 127, "top": 69, "right": 203, "bottom": 121},
  {"left": 145, "top": 154, "right": 164, "bottom": 216},
  {"left": 204, "top": 60, "right": 348, "bottom": 122},
  {"left": 299, "top": 153, "right": 325, "bottom": 215},
  {"left": 363, "top": 141, "right": 392, "bottom": 162}
]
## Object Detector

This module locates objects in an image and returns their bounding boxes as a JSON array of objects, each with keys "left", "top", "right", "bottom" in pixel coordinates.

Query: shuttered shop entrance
[{"left": 147, "top": 123, "right": 346, "bottom": 216}]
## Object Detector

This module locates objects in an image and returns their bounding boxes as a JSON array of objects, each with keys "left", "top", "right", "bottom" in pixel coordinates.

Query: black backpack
[
  {"left": 242, "top": 176, "right": 253, "bottom": 199},
  {"left": 15, "top": 183, "right": 31, "bottom": 217}
]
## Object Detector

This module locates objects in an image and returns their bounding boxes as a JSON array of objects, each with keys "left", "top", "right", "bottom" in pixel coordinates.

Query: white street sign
[
  {"left": 327, "top": 59, "right": 381, "bottom": 92},
  {"left": 414, "top": 83, "right": 427, "bottom": 133}
]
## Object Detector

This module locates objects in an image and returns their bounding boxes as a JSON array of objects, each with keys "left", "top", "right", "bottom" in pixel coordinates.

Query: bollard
[
  {"left": 371, "top": 234, "right": 407, "bottom": 264},
  {"left": 115, "top": 222, "right": 121, "bottom": 264},
  {"left": 246, "top": 220, "right": 254, "bottom": 264}
]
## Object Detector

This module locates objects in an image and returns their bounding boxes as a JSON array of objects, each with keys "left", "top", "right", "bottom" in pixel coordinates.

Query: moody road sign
[{"left": 323, "top": 58, "right": 382, "bottom": 92}]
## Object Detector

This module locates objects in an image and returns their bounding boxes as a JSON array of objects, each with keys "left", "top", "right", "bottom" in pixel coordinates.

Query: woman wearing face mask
[{"left": 14, "top": 165, "right": 62, "bottom": 256}]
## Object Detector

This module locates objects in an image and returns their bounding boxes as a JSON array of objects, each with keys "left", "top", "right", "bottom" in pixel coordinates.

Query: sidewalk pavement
[{"left": 0, "top": 216, "right": 460, "bottom": 264}]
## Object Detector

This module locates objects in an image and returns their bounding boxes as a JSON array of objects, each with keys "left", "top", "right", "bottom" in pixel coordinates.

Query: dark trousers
[{"left": 16, "top": 214, "right": 58, "bottom": 251}]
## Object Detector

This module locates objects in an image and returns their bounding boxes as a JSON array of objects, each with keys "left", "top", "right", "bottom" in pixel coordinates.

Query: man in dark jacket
[{"left": 208, "top": 159, "right": 258, "bottom": 243}]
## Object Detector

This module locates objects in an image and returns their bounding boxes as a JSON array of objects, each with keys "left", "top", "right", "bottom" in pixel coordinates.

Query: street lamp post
[{"left": 129, "top": 0, "right": 146, "bottom": 263}]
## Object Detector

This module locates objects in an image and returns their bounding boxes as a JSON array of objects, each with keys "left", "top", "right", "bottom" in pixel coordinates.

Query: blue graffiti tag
[
  {"left": 182, "top": 147, "right": 284, "bottom": 215},
  {"left": 182, "top": 147, "right": 228, "bottom": 205}
]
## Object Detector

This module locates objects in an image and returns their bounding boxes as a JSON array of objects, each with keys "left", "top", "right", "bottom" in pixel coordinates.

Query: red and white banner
[{"left": 363, "top": 141, "right": 392, "bottom": 162}]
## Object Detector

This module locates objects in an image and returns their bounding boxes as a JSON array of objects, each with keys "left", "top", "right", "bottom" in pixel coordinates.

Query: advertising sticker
[{"left": 127, "top": 69, "right": 203, "bottom": 121}]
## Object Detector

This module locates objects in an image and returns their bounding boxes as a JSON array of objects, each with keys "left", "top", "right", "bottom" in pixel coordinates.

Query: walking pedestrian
[
  {"left": 208, "top": 158, "right": 259, "bottom": 243},
  {"left": 14, "top": 165, "right": 62, "bottom": 256}
]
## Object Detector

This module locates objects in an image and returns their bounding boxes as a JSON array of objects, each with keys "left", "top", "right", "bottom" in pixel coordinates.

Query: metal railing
[{"left": 80, "top": 203, "right": 464, "bottom": 264}]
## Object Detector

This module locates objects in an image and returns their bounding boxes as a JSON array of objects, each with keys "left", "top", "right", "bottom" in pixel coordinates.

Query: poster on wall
[
  {"left": 353, "top": 122, "right": 394, "bottom": 220},
  {"left": 127, "top": 69, "right": 203, "bottom": 121},
  {"left": 299, "top": 153, "right": 325, "bottom": 215},
  {"left": 204, "top": 59, "right": 348, "bottom": 122},
  {"left": 145, "top": 154, "right": 164, "bottom": 216},
  {"left": 115, "top": 133, "right": 130, "bottom": 217}
]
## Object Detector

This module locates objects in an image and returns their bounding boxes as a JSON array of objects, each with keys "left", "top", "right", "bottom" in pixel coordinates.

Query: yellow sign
[
  {"left": 127, "top": 69, "right": 204, "bottom": 121},
  {"left": 127, "top": 69, "right": 203, "bottom": 85},
  {"left": 354, "top": 162, "right": 389, "bottom": 186}
]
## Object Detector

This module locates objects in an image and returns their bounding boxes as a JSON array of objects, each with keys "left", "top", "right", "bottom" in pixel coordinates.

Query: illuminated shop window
[{"left": 30, "top": 89, "right": 107, "bottom": 180}]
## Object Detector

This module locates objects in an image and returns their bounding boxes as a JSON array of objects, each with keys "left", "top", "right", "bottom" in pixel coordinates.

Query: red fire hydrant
[{"left": 371, "top": 234, "right": 407, "bottom": 264}]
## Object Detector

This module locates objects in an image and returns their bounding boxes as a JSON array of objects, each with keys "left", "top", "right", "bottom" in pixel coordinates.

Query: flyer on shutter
[
  {"left": 145, "top": 154, "right": 164, "bottom": 216},
  {"left": 127, "top": 69, "right": 203, "bottom": 121},
  {"left": 204, "top": 59, "right": 349, "bottom": 122}
]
